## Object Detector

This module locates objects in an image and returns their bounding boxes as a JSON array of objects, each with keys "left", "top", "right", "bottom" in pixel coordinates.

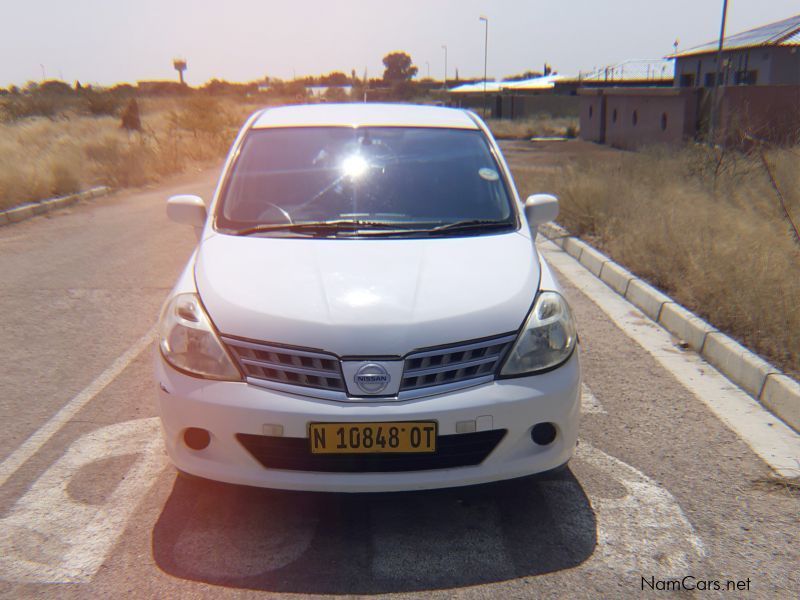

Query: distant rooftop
[
  {"left": 670, "top": 13, "right": 800, "bottom": 58},
  {"left": 447, "top": 74, "right": 564, "bottom": 94},
  {"left": 502, "top": 74, "right": 565, "bottom": 90},
  {"left": 447, "top": 80, "right": 505, "bottom": 94},
  {"left": 577, "top": 59, "right": 674, "bottom": 82}
]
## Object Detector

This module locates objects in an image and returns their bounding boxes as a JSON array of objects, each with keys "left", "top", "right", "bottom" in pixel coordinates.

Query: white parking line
[
  {"left": 540, "top": 239, "right": 800, "bottom": 478},
  {"left": 577, "top": 440, "right": 705, "bottom": 576},
  {"left": 0, "top": 327, "right": 156, "bottom": 489},
  {"left": 0, "top": 418, "right": 166, "bottom": 583}
]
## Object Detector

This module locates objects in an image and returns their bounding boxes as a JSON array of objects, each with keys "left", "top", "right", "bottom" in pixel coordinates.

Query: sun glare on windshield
[{"left": 341, "top": 154, "right": 369, "bottom": 179}]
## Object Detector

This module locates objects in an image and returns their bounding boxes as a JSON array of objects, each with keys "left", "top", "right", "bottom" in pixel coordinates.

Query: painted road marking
[
  {"left": 577, "top": 440, "right": 705, "bottom": 576},
  {"left": 0, "top": 417, "right": 704, "bottom": 585},
  {"left": 367, "top": 439, "right": 703, "bottom": 581},
  {"left": 0, "top": 418, "right": 165, "bottom": 583},
  {"left": 581, "top": 384, "right": 606, "bottom": 414},
  {"left": 539, "top": 239, "right": 800, "bottom": 478},
  {"left": 0, "top": 327, "right": 156, "bottom": 489}
]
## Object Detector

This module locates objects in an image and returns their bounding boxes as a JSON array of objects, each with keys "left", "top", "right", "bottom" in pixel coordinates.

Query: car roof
[{"left": 251, "top": 103, "right": 480, "bottom": 130}]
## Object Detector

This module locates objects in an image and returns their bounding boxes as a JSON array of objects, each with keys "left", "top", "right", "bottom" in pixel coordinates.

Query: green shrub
[{"left": 84, "top": 90, "right": 121, "bottom": 116}]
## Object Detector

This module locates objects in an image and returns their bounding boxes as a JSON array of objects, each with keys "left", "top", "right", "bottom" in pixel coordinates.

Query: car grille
[
  {"left": 399, "top": 334, "right": 516, "bottom": 392},
  {"left": 221, "top": 336, "right": 345, "bottom": 392},
  {"left": 236, "top": 429, "right": 507, "bottom": 472}
]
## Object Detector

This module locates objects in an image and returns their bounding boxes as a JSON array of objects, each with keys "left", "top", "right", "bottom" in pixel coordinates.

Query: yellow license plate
[{"left": 309, "top": 422, "right": 437, "bottom": 454}]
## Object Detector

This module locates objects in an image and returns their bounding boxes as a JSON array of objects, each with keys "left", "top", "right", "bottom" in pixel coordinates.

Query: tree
[
  {"left": 38, "top": 80, "right": 73, "bottom": 95},
  {"left": 504, "top": 70, "right": 543, "bottom": 82},
  {"left": 319, "top": 71, "right": 350, "bottom": 86},
  {"left": 324, "top": 86, "right": 348, "bottom": 102},
  {"left": 382, "top": 52, "right": 418, "bottom": 83}
]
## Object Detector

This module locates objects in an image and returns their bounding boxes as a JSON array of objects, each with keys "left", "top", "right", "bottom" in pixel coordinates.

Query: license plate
[{"left": 309, "top": 421, "right": 437, "bottom": 454}]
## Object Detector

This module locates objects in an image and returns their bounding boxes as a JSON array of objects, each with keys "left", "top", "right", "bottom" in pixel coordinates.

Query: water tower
[{"left": 173, "top": 58, "right": 188, "bottom": 85}]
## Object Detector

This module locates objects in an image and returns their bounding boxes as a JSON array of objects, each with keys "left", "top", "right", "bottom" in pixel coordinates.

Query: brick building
[{"left": 579, "top": 14, "right": 800, "bottom": 148}]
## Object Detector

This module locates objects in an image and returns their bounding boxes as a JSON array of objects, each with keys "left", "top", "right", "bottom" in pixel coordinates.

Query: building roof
[
  {"left": 577, "top": 59, "right": 674, "bottom": 82},
  {"left": 447, "top": 75, "right": 564, "bottom": 94},
  {"left": 252, "top": 103, "right": 478, "bottom": 129},
  {"left": 670, "top": 13, "right": 800, "bottom": 58},
  {"left": 502, "top": 74, "right": 565, "bottom": 90},
  {"left": 447, "top": 80, "right": 506, "bottom": 94}
]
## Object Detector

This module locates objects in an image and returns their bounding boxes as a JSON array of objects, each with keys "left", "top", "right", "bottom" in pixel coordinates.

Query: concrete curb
[
  {"left": 658, "top": 303, "right": 714, "bottom": 353},
  {"left": 537, "top": 222, "right": 800, "bottom": 433},
  {"left": 0, "top": 186, "right": 112, "bottom": 228},
  {"left": 761, "top": 375, "right": 800, "bottom": 431}
]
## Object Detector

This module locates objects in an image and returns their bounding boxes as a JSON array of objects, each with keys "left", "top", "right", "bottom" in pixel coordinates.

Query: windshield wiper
[
  {"left": 228, "top": 219, "right": 515, "bottom": 237},
  {"left": 425, "top": 219, "right": 515, "bottom": 236},
  {"left": 229, "top": 220, "right": 422, "bottom": 237}
]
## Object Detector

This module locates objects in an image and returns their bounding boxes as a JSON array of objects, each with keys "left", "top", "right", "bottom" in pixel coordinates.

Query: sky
[{"left": 2, "top": 0, "right": 799, "bottom": 87}]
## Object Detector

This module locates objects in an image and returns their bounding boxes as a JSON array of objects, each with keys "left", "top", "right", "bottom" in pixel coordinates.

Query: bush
[
  {"left": 50, "top": 157, "right": 81, "bottom": 196},
  {"left": 0, "top": 96, "right": 263, "bottom": 211},
  {"left": 84, "top": 90, "right": 121, "bottom": 116},
  {"left": 2, "top": 94, "right": 61, "bottom": 120},
  {"left": 323, "top": 87, "right": 349, "bottom": 102},
  {"left": 84, "top": 135, "right": 157, "bottom": 187},
  {"left": 510, "top": 144, "right": 800, "bottom": 377},
  {"left": 486, "top": 116, "right": 579, "bottom": 139}
]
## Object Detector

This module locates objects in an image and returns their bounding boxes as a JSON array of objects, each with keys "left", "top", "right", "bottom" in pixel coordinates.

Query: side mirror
[
  {"left": 524, "top": 194, "right": 559, "bottom": 227},
  {"left": 167, "top": 195, "right": 207, "bottom": 228}
]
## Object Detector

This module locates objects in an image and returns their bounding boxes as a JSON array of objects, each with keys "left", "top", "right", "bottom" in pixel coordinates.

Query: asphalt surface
[{"left": 1, "top": 145, "right": 798, "bottom": 598}]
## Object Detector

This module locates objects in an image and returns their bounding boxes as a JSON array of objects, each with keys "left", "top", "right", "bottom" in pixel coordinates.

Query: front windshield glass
[{"left": 215, "top": 126, "right": 515, "bottom": 237}]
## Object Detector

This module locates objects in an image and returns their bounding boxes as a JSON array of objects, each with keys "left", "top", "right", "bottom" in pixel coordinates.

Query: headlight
[
  {"left": 158, "top": 293, "right": 242, "bottom": 381},
  {"left": 499, "top": 291, "right": 577, "bottom": 377}
]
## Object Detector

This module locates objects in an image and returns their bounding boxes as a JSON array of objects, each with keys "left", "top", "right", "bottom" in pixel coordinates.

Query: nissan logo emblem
[{"left": 354, "top": 363, "right": 391, "bottom": 394}]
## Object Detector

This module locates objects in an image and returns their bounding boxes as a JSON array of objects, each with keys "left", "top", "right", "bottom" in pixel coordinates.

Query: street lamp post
[
  {"left": 441, "top": 45, "right": 448, "bottom": 89},
  {"left": 479, "top": 16, "right": 489, "bottom": 118},
  {"left": 708, "top": 0, "right": 729, "bottom": 146}
]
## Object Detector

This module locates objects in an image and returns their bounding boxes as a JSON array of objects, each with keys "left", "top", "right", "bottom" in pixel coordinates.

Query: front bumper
[{"left": 154, "top": 351, "right": 581, "bottom": 492}]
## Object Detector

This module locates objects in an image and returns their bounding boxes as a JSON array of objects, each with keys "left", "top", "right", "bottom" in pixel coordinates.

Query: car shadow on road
[{"left": 151, "top": 467, "right": 596, "bottom": 593}]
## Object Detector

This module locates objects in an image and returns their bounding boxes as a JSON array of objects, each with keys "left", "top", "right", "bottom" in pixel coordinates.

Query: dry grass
[
  {"left": 0, "top": 97, "right": 262, "bottom": 210},
  {"left": 510, "top": 143, "right": 800, "bottom": 378},
  {"left": 487, "top": 116, "right": 578, "bottom": 140}
]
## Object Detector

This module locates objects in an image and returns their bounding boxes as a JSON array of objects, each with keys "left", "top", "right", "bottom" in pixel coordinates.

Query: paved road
[{"left": 0, "top": 149, "right": 798, "bottom": 598}]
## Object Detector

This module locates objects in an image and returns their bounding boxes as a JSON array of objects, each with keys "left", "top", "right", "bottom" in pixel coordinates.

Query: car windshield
[{"left": 215, "top": 126, "right": 515, "bottom": 237}]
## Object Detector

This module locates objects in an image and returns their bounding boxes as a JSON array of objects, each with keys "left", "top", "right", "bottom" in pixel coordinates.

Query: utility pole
[
  {"left": 441, "top": 45, "right": 448, "bottom": 89},
  {"left": 480, "top": 16, "right": 489, "bottom": 118},
  {"left": 708, "top": 0, "right": 729, "bottom": 145}
]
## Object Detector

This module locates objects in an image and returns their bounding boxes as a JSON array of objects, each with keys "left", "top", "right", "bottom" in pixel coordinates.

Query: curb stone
[
  {"left": 562, "top": 237, "right": 586, "bottom": 261},
  {"left": 658, "top": 302, "right": 715, "bottom": 353},
  {"left": 578, "top": 245, "right": 609, "bottom": 277},
  {"left": 761, "top": 375, "right": 800, "bottom": 432},
  {"left": 6, "top": 204, "right": 35, "bottom": 223},
  {"left": 625, "top": 279, "right": 672, "bottom": 322},
  {"left": 701, "top": 333, "right": 779, "bottom": 399},
  {"left": 0, "top": 186, "right": 111, "bottom": 228},
  {"left": 599, "top": 261, "right": 635, "bottom": 296},
  {"left": 537, "top": 222, "right": 800, "bottom": 433}
]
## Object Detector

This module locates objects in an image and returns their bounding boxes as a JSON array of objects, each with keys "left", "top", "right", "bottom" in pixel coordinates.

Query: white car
[{"left": 156, "top": 103, "right": 580, "bottom": 492}]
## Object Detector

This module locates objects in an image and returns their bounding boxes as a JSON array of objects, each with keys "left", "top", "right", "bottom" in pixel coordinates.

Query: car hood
[{"left": 195, "top": 232, "right": 539, "bottom": 356}]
